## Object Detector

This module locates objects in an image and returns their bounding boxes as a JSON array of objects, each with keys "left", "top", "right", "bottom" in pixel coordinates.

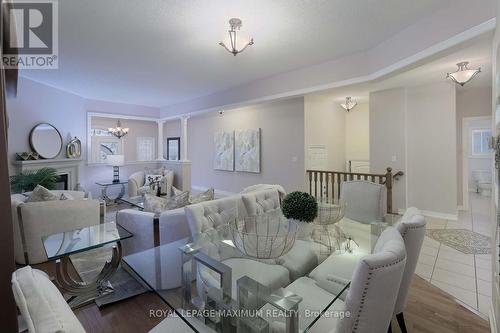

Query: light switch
[
  {"left": 292, "top": 156, "right": 298, "bottom": 162},
  {"left": 391, "top": 155, "right": 397, "bottom": 162}
]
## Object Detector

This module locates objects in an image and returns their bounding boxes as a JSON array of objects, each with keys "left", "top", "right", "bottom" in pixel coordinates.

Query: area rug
[
  {"left": 426, "top": 229, "right": 491, "bottom": 255},
  {"left": 69, "top": 245, "right": 147, "bottom": 308}
]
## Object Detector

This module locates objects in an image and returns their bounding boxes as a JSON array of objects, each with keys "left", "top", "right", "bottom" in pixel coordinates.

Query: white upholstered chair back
[
  {"left": 340, "top": 180, "right": 386, "bottom": 224},
  {"left": 393, "top": 207, "right": 426, "bottom": 315},
  {"left": 184, "top": 189, "right": 281, "bottom": 241},
  {"left": 241, "top": 189, "right": 280, "bottom": 216},
  {"left": 12, "top": 266, "right": 86, "bottom": 333},
  {"left": 11, "top": 194, "right": 101, "bottom": 264},
  {"left": 338, "top": 227, "right": 406, "bottom": 333}
]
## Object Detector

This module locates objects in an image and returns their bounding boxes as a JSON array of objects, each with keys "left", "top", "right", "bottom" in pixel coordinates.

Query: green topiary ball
[{"left": 281, "top": 191, "right": 318, "bottom": 223}]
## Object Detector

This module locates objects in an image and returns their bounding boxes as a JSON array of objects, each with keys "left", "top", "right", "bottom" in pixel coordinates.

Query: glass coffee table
[
  {"left": 42, "top": 221, "right": 133, "bottom": 308},
  {"left": 118, "top": 195, "right": 145, "bottom": 210},
  {"left": 123, "top": 217, "right": 388, "bottom": 332}
]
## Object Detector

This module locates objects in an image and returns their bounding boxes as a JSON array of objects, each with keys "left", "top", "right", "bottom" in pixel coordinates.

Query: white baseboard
[
  {"left": 191, "top": 185, "right": 236, "bottom": 198},
  {"left": 397, "top": 208, "right": 458, "bottom": 221}
]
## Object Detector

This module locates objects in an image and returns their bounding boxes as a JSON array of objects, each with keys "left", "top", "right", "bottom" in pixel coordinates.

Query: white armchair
[
  {"left": 128, "top": 169, "right": 174, "bottom": 197},
  {"left": 11, "top": 191, "right": 103, "bottom": 264}
]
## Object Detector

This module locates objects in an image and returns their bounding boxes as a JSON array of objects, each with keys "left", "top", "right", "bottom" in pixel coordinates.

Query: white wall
[
  {"left": 370, "top": 83, "right": 457, "bottom": 217},
  {"left": 188, "top": 98, "right": 305, "bottom": 193},
  {"left": 304, "top": 95, "right": 346, "bottom": 171},
  {"left": 345, "top": 103, "right": 369, "bottom": 162}
]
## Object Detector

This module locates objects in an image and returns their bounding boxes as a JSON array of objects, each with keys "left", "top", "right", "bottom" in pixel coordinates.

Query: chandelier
[
  {"left": 340, "top": 97, "right": 357, "bottom": 112},
  {"left": 219, "top": 18, "right": 254, "bottom": 56},
  {"left": 446, "top": 62, "right": 481, "bottom": 86},
  {"left": 108, "top": 120, "right": 129, "bottom": 139}
]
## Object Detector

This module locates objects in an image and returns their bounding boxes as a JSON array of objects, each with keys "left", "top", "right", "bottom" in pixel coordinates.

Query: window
[
  {"left": 471, "top": 129, "right": 492, "bottom": 156},
  {"left": 137, "top": 137, "right": 155, "bottom": 161}
]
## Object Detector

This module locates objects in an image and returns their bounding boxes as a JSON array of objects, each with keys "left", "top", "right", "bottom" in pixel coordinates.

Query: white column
[
  {"left": 157, "top": 120, "right": 166, "bottom": 160},
  {"left": 180, "top": 115, "right": 190, "bottom": 161}
]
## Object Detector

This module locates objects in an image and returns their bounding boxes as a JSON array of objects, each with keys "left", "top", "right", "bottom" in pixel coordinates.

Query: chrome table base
[{"left": 54, "top": 242, "right": 122, "bottom": 308}]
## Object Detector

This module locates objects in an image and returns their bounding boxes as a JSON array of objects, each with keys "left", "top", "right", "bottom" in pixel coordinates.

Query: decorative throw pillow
[
  {"left": 145, "top": 174, "right": 162, "bottom": 186},
  {"left": 143, "top": 194, "right": 168, "bottom": 214},
  {"left": 168, "top": 191, "right": 190, "bottom": 210},
  {"left": 190, "top": 188, "right": 215, "bottom": 204},
  {"left": 143, "top": 191, "right": 190, "bottom": 213},
  {"left": 25, "top": 185, "right": 59, "bottom": 203},
  {"left": 59, "top": 192, "right": 74, "bottom": 201}
]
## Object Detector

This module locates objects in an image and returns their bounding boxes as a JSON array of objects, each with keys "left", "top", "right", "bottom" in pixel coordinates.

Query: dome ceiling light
[
  {"left": 340, "top": 97, "right": 357, "bottom": 112},
  {"left": 446, "top": 61, "right": 481, "bottom": 86},
  {"left": 219, "top": 18, "right": 254, "bottom": 56}
]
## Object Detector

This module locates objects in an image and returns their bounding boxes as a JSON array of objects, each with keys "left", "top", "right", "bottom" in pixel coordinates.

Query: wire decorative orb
[
  {"left": 230, "top": 209, "right": 298, "bottom": 259},
  {"left": 314, "top": 199, "right": 346, "bottom": 226}
]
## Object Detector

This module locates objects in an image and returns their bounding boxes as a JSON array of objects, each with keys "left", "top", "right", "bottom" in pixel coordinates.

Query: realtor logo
[{"left": 3, "top": 0, "right": 58, "bottom": 69}]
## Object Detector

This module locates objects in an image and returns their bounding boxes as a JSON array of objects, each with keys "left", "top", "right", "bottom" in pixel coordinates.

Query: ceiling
[
  {"left": 20, "top": 0, "right": 459, "bottom": 107},
  {"left": 313, "top": 32, "right": 493, "bottom": 104}
]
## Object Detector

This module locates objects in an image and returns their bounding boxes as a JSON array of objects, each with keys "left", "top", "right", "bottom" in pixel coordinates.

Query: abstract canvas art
[
  {"left": 235, "top": 129, "right": 261, "bottom": 173},
  {"left": 213, "top": 131, "right": 234, "bottom": 171}
]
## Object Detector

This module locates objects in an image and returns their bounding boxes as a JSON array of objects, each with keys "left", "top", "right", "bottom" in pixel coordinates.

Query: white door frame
[{"left": 461, "top": 116, "right": 492, "bottom": 211}]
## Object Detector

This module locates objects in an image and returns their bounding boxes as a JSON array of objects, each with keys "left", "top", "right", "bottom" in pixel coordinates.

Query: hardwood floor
[
  {"left": 67, "top": 274, "right": 491, "bottom": 333},
  {"left": 396, "top": 276, "right": 490, "bottom": 333}
]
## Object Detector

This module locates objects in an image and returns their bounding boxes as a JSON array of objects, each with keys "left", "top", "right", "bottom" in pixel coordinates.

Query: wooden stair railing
[{"left": 306, "top": 167, "right": 403, "bottom": 214}]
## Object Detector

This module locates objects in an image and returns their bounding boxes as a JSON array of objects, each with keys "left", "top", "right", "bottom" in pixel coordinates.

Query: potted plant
[
  {"left": 10, "top": 167, "right": 58, "bottom": 193},
  {"left": 282, "top": 191, "right": 318, "bottom": 222}
]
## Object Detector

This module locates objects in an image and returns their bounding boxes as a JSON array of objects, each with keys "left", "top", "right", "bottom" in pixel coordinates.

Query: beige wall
[
  {"left": 406, "top": 83, "right": 457, "bottom": 216},
  {"left": 304, "top": 95, "right": 346, "bottom": 171},
  {"left": 90, "top": 117, "right": 158, "bottom": 162},
  {"left": 370, "top": 88, "right": 407, "bottom": 212},
  {"left": 456, "top": 87, "right": 492, "bottom": 206},
  {"left": 188, "top": 97, "right": 305, "bottom": 193},
  {"left": 345, "top": 103, "right": 369, "bottom": 162},
  {"left": 370, "top": 83, "right": 457, "bottom": 216}
]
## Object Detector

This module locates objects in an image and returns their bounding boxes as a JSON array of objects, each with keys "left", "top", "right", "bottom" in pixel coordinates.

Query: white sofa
[
  {"left": 128, "top": 169, "right": 174, "bottom": 197},
  {"left": 12, "top": 266, "right": 86, "bottom": 333},
  {"left": 11, "top": 191, "right": 103, "bottom": 265}
]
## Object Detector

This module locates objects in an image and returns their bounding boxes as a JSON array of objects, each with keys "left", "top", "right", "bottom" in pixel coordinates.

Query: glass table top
[
  {"left": 95, "top": 180, "right": 129, "bottom": 186},
  {"left": 118, "top": 195, "right": 144, "bottom": 210},
  {"left": 123, "top": 214, "right": 390, "bottom": 332},
  {"left": 42, "top": 222, "right": 133, "bottom": 260}
]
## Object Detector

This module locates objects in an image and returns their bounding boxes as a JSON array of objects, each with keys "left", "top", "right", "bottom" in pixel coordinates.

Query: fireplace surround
[{"left": 13, "top": 158, "right": 82, "bottom": 191}]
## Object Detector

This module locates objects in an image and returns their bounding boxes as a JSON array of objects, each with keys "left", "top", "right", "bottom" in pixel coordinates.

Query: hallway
[{"left": 415, "top": 193, "right": 493, "bottom": 319}]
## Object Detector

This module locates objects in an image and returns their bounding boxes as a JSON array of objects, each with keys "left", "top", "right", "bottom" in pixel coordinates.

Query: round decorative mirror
[{"left": 29, "top": 123, "right": 63, "bottom": 159}]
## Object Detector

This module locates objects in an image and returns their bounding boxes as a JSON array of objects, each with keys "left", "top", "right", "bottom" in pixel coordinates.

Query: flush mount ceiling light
[
  {"left": 446, "top": 61, "right": 481, "bottom": 86},
  {"left": 340, "top": 97, "right": 357, "bottom": 112},
  {"left": 219, "top": 18, "right": 254, "bottom": 56},
  {"left": 108, "top": 120, "right": 129, "bottom": 139}
]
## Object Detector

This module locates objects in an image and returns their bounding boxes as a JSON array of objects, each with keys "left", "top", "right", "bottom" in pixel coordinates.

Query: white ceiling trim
[{"left": 161, "top": 17, "right": 496, "bottom": 118}]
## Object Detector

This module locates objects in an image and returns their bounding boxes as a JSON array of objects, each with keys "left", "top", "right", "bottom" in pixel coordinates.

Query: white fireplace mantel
[{"left": 13, "top": 158, "right": 83, "bottom": 190}]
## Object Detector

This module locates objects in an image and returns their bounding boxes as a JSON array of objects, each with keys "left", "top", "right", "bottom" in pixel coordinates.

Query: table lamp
[{"left": 107, "top": 154, "right": 124, "bottom": 183}]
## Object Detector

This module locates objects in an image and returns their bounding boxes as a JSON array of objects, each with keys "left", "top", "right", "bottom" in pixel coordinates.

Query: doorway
[{"left": 462, "top": 116, "right": 493, "bottom": 211}]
